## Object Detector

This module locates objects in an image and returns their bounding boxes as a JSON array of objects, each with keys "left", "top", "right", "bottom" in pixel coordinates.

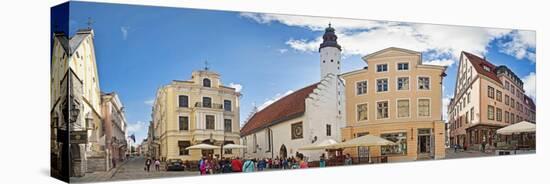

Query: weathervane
[{"left": 87, "top": 17, "right": 95, "bottom": 29}]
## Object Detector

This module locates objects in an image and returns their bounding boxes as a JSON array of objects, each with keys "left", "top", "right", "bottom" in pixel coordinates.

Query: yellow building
[
  {"left": 341, "top": 47, "right": 447, "bottom": 162},
  {"left": 153, "top": 69, "right": 241, "bottom": 161}
]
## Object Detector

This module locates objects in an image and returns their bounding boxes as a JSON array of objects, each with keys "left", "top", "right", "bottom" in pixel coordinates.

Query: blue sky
[{"left": 63, "top": 2, "right": 536, "bottom": 144}]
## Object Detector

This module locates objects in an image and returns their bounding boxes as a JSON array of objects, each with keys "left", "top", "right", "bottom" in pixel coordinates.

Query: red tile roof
[
  {"left": 240, "top": 83, "right": 319, "bottom": 136},
  {"left": 462, "top": 51, "right": 501, "bottom": 83},
  {"left": 524, "top": 95, "right": 536, "bottom": 110}
]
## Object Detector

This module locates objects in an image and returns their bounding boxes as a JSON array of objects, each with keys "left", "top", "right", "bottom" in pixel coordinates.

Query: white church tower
[{"left": 319, "top": 23, "right": 342, "bottom": 78}]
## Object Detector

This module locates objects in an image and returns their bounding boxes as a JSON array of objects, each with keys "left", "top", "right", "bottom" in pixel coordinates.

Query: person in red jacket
[{"left": 231, "top": 157, "right": 243, "bottom": 172}]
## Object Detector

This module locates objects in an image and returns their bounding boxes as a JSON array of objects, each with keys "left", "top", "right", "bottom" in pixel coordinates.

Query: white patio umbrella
[
  {"left": 223, "top": 144, "right": 247, "bottom": 149},
  {"left": 326, "top": 135, "right": 396, "bottom": 149},
  {"left": 326, "top": 135, "right": 396, "bottom": 164},
  {"left": 185, "top": 143, "right": 219, "bottom": 150},
  {"left": 299, "top": 139, "right": 339, "bottom": 150},
  {"left": 497, "top": 121, "right": 536, "bottom": 135}
]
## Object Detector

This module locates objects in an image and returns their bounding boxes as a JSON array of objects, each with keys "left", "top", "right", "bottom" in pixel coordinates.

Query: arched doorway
[{"left": 279, "top": 144, "right": 287, "bottom": 159}]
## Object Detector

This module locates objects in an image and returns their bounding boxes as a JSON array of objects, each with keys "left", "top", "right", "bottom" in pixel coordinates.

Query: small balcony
[{"left": 194, "top": 102, "right": 223, "bottom": 109}]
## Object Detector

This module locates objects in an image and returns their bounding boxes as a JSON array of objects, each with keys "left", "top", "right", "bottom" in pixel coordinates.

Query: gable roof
[
  {"left": 462, "top": 51, "right": 501, "bottom": 83},
  {"left": 54, "top": 28, "right": 94, "bottom": 56},
  {"left": 362, "top": 47, "right": 421, "bottom": 60},
  {"left": 240, "top": 83, "right": 319, "bottom": 136}
]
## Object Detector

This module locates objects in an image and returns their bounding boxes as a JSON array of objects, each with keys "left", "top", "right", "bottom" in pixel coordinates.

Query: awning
[
  {"left": 185, "top": 143, "right": 219, "bottom": 150},
  {"left": 326, "top": 135, "right": 396, "bottom": 149},
  {"left": 496, "top": 121, "right": 536, "bottom": 135},
  {"left": 222, "top": 144, "right": 247, "bottom": 149},
  {"left": 299, "top": 139, "right": 339, "bottom": 150}
]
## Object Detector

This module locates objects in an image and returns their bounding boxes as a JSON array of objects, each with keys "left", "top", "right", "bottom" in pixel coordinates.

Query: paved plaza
[
  {"left": 71, "top": 157, "right": 199, "bottom": 183},
  {"left": 444, "top": 148, "right": 495, "bottom": 159}
]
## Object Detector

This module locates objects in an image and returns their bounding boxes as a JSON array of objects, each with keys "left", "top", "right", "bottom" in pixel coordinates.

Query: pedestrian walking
[
  {"left": 257, "top": 158, "right": 266, "bottom": 171},
  {"left": 319, "top": 154, "right": 326, "bottom": 168},
  {"left": 222, "top": 158, "right": 233, "bottom": 173},
  {"left": 344, "top": 154, "right": 352, "bottom": 165},
  {"left": 199, "top": 157, "right": 206, "bottom": 175},
  {"left": 231, "top": 157, "right": 243, "bottom": 172},
  {"left": 144, "top": 158, "right": 152, "bottom": 172},
  {"left": 297, "top": 153, "right": 308, "bottom": 169},
  {"left": 154, "top": 159, "right": 161, "bottom": 171},
  {"left": 242, "top": 159, "right": 255, "bottom": 172}
]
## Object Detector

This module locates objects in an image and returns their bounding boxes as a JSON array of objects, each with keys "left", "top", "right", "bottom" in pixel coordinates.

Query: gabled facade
[
  {"left": 153, "top": 69, "right": 241, "bottom": 161},
  {"left": 341, "top": 47, "right": 447, "bottom": 161},
  {"left": 51, "top": 28, "right": 106, "bottom": 177},
  {"left": 447, "top": 52, "right": 536, "bottom": 150}
]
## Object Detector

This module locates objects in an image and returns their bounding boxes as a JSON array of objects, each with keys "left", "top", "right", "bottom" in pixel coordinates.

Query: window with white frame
[
  {"left": 357, "top": 103, "right": 368, "bottom": 121},
  {"left": 496, "top": 108, "right": 502, "bottom": 122},
  {"left": 377, "top": 78, "right": 388, "bottom": 92},
  {"left": 397, "top": 99, "right": 410, "bottom": 118},
  {"left": 397, "top": 77, "right": 409, "bottom": 90},
  {"left": 397, "top": 63, "right": 409, "bottom": 71},
  {"left": 377, "top": 64, "right": 388, "bottom": 72},
  {"left": 418, "top": 77, "right": 430, "bottom": 90},
  {"left": 377, "top": 101, "right": 389, "bottom": 119},
  {"left": 356, "top": 81, "right": 368, "bottom": 95},
  {"left": 488, "top": 105, "right": 495, "bottom": 120},
  {"left": 418, "top": 99, "right": 431, "bottom": 117}
]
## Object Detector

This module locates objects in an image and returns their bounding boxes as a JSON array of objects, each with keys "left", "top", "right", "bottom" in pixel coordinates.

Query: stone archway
[{"left": 279, "top": 144, "right": 287, "bottom": 159}]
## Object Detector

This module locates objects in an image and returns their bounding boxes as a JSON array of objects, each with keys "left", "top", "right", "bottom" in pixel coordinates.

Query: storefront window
[{"left": 381, "top": 132, "right": 407, "bottom": 156}]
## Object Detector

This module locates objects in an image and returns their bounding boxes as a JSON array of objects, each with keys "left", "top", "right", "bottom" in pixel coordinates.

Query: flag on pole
[{"left": 129, "top": 134, "right": 135, "bottom": 142}]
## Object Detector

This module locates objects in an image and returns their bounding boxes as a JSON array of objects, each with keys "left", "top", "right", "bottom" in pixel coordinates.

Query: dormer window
[
  {"left": 483, "top": 65, "right": 491, "bottom": 72},
  {"left": 203, "top": 78, "right": 211, "bottom": 87}
]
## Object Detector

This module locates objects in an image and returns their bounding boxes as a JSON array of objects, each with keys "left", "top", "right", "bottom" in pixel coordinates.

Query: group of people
[
  {"left": 197, "top": 152, "right": 311, "bottom": 175},
  {"left": 144, "top": 158, "right": 162, "bottom": 172}
]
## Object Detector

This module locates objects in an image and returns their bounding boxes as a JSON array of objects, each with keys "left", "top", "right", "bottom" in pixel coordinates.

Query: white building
[{"left": 240, "top": 24, "right": 346, "bottom": 161}]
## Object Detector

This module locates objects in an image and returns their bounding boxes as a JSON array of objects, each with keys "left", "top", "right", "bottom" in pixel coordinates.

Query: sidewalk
[{"left": 70, "top": 158, "right": 130, "bottom": 183}]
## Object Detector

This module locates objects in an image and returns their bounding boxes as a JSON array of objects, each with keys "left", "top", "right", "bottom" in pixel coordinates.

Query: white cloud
[
  {"left": 144, "top": 99, "right": 154, "bottom": 106},
  {"left": 240, "top": 12, "right": 388, "bottom": 31},
  {"left": 228, "top": 83, "right": 243, "bottom": 92},
  {"left": 278, "top": 48, "right": 288, "bottom": 54},
  {"left": 120, "top": 26, "right": 129, "bottom": 40},
  {"left": 127, "top": 121, "right": 147, "bottom": 133},
  {"left": 241, "top": 12, "right": 535, "bottom": 63},
  {"left": 497, "top": 30, "right": 536, "bottom": 62},
  {"left": 424, "top": 59, "right": 455, "bottom": 67},
  {"left": 258, "top": 90, "right": 294, "bottom": 110},
  {"left": 522, "top": 72, "right": 536, "bottom": 101}
]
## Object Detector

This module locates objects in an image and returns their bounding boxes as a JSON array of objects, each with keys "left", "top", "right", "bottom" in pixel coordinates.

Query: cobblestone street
[
  {"left": 71, "top": 157, "right": 199, "bottom": 183},
  {"left": 444, "top": 148, "right": 495, "bottom": 159}
]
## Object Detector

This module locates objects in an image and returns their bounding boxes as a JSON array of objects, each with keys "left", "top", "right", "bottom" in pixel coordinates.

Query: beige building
[
  {"left": 153, "top": 69, "right": 241, "bottom": 161},
  {"left": 101, "top": 92, "right": 128, "bottom": 169},
  {"left": 341, "top": 47, "right": 447, "bottom": 162},
  {"left": 447, "top": 52, "right": 536, "bottom": 150},
  {"left": 51, "top": 28, "right": 106, "bottom": 177}
]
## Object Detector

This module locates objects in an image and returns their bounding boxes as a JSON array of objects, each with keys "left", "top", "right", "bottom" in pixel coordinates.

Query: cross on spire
[
  {"left": 87, "top": 17, "right": 95, "bottom": 29},
  {"left": 204, "top": 60, "right": 209, "bottom": 71}
]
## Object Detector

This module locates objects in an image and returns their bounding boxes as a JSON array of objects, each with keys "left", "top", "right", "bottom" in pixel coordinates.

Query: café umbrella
[
  {"left": 326, "top": 135, "right": 396, "bottom": 149},
  {"left": 223, "top": 144, "right": 247, "bottom": 149},
  {"left": 299, "top": 139, "right": 339, "bottom": 150},
  {"left": 185, "top": 143, "right": 219, "bottom": 150},
  {"left": 326, "top": 135, "right": 396, "bottom": 164},
  {"left": 496, "top": 121, "right": 536, "bottom": 135}
]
